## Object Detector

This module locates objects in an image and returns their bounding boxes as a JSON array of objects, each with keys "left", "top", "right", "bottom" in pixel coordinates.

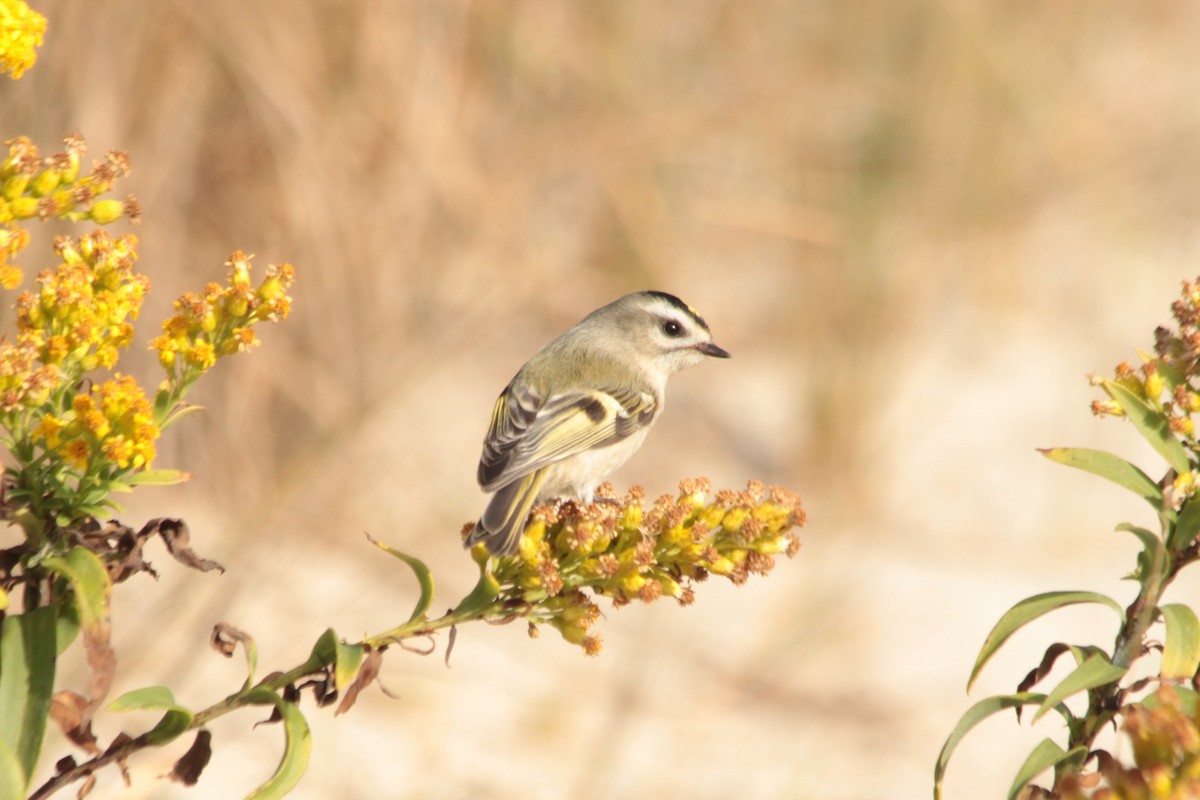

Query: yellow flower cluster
[
  {"left": 0, "top": 230, "right": 145, "bottom": 422},
  {"left": 34, "top": 375, "right": 157, "bottom": 471},
  {"left": 0, "top": 338, "right": 56, "bottom": 413},
  {"left": 0, "top": 0, "right": 45, "bottom": 79},
  {"left": 1091, "top": 276, "right": 1200, "bottom": 507},
  {"left": 1092, "top": 277, "right": 1200, "bottom": 431},
  {"left": 15, "top": 231, "right": 147, "bottom": 373},
  {"left": 1058, "top": 687, "right": 1200, "bottom": 799},
  {"left": 474, "top": 479, "right": 806, "bottom": 654},
  {"left": 150, "top": 252, "right": 294, "bottom": 388},
  {"left": 0, "top": 134, "right": 139, "bottom": 289}
]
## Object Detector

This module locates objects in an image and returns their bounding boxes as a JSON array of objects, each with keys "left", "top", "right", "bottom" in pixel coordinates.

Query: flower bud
[
  {"left": 89, "top": 199, "right": 125, "bottom": 224},
  {"left": 9, "top": 196, "right": 37, "bottom": 219},
  {"left": 1145, "top": 371, "right": 1165, "bottom": 402},
  {"left": 30, "top": 168, "right": 60, "bottom": 197},
  {"left": 2, "top": 174, "right": 28, "bottom": 200}
]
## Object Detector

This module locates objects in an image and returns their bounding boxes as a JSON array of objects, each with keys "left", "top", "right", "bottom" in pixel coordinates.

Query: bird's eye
[{"left": 662, "top": 319, "right": 683, "bottom": 337}]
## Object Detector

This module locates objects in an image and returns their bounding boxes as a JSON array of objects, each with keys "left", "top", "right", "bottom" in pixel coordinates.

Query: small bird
[{"left": 467, "top": 291, "right": 731, "bottom": 556}]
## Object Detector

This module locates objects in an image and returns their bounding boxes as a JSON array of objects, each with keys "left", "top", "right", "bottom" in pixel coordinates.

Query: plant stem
[
  {"left": 1069, "top": 512, "right": 1173, "bottom": 752},
  {"left": 29, "top": 599, "right": 508, "bottom": 799}
]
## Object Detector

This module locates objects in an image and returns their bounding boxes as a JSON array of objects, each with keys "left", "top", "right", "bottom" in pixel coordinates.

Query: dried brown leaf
[
  {"left": 335, "top": 646, "right": 382, "bottom": 717},
  {"left": 167, "top": 729, "right": 212, "bottom": 787},
  {"left": 103, "top": 732, "right": 133, "bottom": 787},
  {"left": 210, "top": 622, "right": 251, "bottom": 658},
  {"left": 83, "top": 619, "right": 116, "bottom": 721},
  {"left": 50, "top": 691, "right": 100, "bottom": 754},
  {"left": 149, "top": 518, "right": 224, "bottom": 574},
  {"left": 445, "top": 625, "right": 457, "bottom": 668},
  {"left": 1016, "top": 643, "right": 1071, "bottom": 720}
]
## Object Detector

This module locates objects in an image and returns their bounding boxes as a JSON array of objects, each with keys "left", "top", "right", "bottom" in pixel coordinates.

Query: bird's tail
[{"left": 466, "top": 469, "right": 548, "bottom": 556}]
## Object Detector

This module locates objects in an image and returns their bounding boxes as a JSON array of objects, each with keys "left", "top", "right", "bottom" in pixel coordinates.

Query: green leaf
[
  {"left": 42, "top": 547, "right": 111, "bottom": 632},
  {"left": 0, "top": 738, "right": 27, "bottom": 800},
  {"left": 159, "top": 403, "right": 206, "bottom": 432},
  {"left": 0, "top": 607, "right": 57, "bottom": 793},
  {"left": 366, "top": 534, "right": 434, "bottom": 624},
  {"left": 1033, "top": 653, "right": 1128, "bottom": 722},
  {"left": 1116, "top": 523, "right": 1169, "bottom": 584},
  {"left": 1007, "top": 739, "right": 1087, "bottom": 800},
  {"left": 1153, "top": 358, "right": 1188, "bottom": 393},
  {"left": 1170, "top": 499, "right": 1200, "bottom": 552},
  {"left": 1160, "top": 604, "right": 1200, "bottom": 680},
  {"left": 108, "top": 685, "right": 194, "bottom": 746},
  {"left": 332, "top": 641, "right": 364, "bottom": 692},
  {"left": 125, "top": 469, "right": 191, "bottom": 487},
  {"left": 454, "top": 568, "right": 502, "bottom": 617},
  {"left": 243, "top": 689, "right": 312, "bottom": 800},
  {"left": 934, "top": 693, "right": 1073, "bottom": 800},
  {"left": 308, "top": 630, "right": 364, "bottom": 692},
  {"left": 1103, "top": 379, "right": 1192, "bottom": 475},
  {"left": 1039, "top": 447, "right": 1163, "bottom": 509},
  {"left": 54, "top": 590, "right": 80, "bottom": 656},
  {"left": 968, "top": 591, "right": 1124, "bottom": 691}
]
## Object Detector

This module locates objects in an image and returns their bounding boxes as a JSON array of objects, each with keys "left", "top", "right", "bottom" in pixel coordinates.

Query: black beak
[{"left": 695, "top": 341, "right": 731, "bottom": 359}]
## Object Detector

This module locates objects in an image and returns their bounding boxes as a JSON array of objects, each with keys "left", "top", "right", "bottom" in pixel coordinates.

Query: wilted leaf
[
  {"left": 1038, "top": 447, "right": 1163, "bottom": 509},
  {"left": 1017, "top": 644, "right": 1072, "bottom": 696},
  {"left": 1160, "top": 603, "right": 1200, "bottom": 680},
  {"left": 49, "top": 691, "right": 99, "bottom": 755},
  {"left": 43, "top": 548, "right": 115, "bottom": 719},
  {"left": 335, "top": 646, "right": 382, "bottom": 717},
  {"left": 150, "top": 518, "right": 224, "bottom": 574},
  {"left": 102, "top": 732, "right": 133, "bottom": 787},
  {"left": 934, "top": 692, "right": 1073, "bottom": 800},
  {"left": 210, "top": 623, "right": 257, "bottom": 690},
  {"left": 968, "top": 591, "right": 1124, "bottom": 691},
  {"left": 167, "top": 729, "right": 212, "bottom": 787}
]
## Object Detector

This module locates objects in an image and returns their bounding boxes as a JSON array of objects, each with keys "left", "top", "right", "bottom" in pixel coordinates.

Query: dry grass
[{"left": 6, "top": 1, "right": 1200, "bottom": 798}]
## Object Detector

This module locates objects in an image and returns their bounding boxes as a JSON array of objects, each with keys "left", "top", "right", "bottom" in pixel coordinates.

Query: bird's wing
[{"left": 478, "top": 381, "right": 657, "bottom": 492}]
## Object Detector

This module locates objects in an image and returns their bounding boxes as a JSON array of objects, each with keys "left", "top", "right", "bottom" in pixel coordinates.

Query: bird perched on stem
[{"left": 468, "top": 291, "right": 731, "bottom": 556}]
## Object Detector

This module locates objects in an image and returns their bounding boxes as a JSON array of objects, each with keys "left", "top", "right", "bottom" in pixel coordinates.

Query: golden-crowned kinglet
[{"left": 467, "top": 291, "right": 731, "bottom": 556}]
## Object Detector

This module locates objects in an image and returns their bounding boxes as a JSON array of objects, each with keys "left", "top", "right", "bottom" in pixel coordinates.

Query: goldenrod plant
[
  {"left": 936, "top": 277, "right": 1200, "bottom": 799},
  {"left": 0, "top": 6, "right": 805, "bottom": 799}
]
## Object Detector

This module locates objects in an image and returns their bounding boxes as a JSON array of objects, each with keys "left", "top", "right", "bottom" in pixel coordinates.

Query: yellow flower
[
  {"left": 0, "top": 0, "right": 46, "bottom": 79},
  {"left": 101, "top": 436, "right": 133, "bottom": 468},
  {"left": 186, "top": 340, "right": 216, "bottom": 369},
  {"left": 62, "top": 438, "right": 90, "bottom": 470},
  {"left": 0, "top": 262, "right": 19, "bottom": 288},
  {"left": 33, "top": 414, "right": 63, "bottom": 449}
]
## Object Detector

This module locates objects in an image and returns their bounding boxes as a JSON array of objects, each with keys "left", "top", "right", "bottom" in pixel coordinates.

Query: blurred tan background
[{"left": 5, "top": 1, "right": 1200, "bottom": 798}]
